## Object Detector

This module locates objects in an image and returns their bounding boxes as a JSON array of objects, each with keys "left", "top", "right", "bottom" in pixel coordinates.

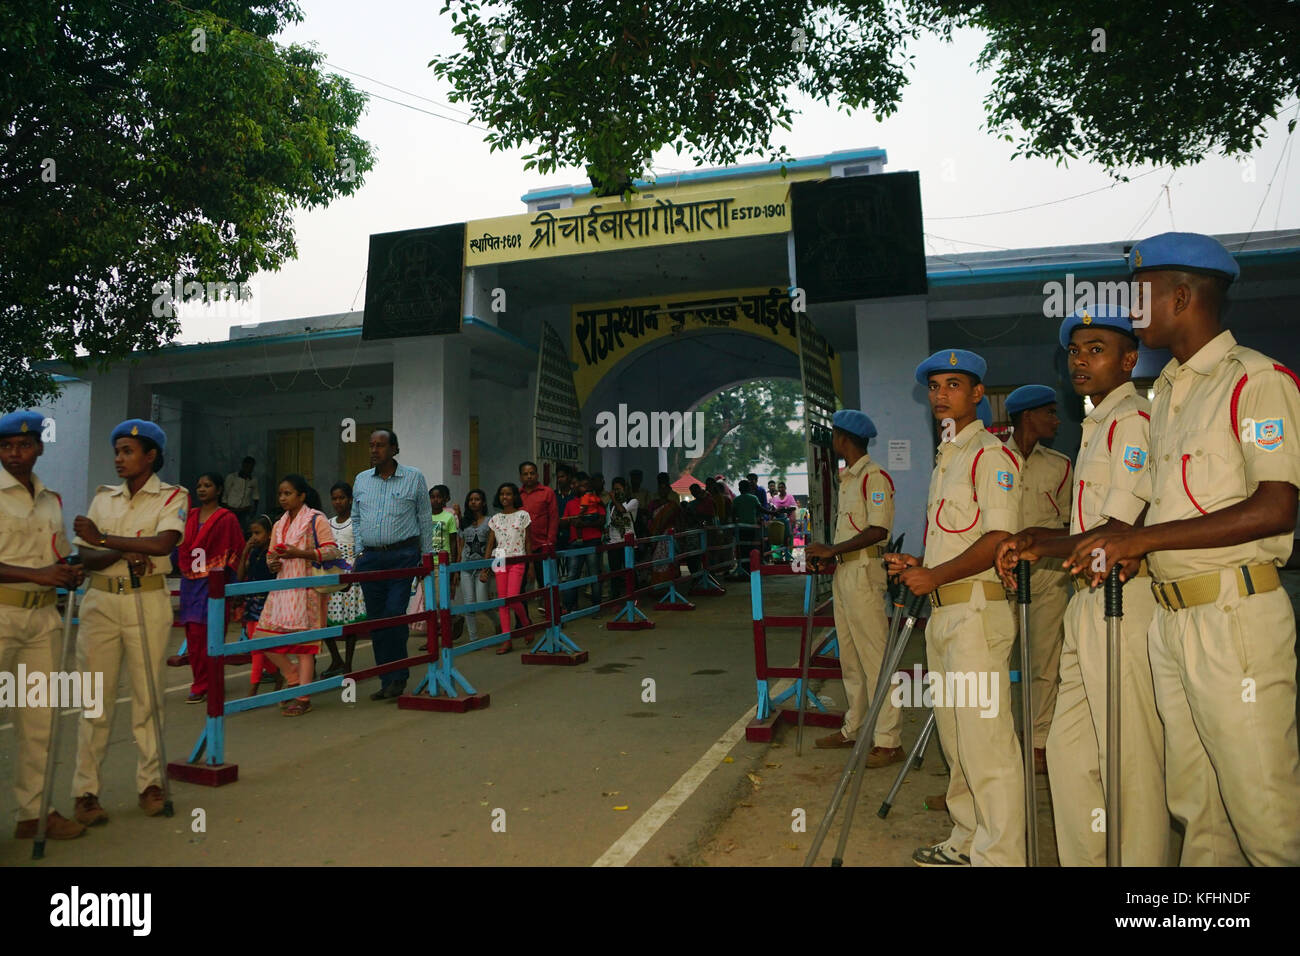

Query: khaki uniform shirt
[
  {"left": 0, "top": 468, "right": 69, "bottom": 592},
  {"left": 1018, "top": 442, "right": 1073, "bottom": 530},
  {"left": 924, "top": 420, "right": 1023, "bottom": 584},
  {"left": 1071, "top": 381, "right": 1152, "bottom": 535},
  {"left": 1146, "top": 330, "right": 1300, "bottom": 579},
  {"left": 73, "top": 473, "right": 188, "bottom": 577},
  {"left": 835, "top": 453, "right": 894, "bottom": 546}
]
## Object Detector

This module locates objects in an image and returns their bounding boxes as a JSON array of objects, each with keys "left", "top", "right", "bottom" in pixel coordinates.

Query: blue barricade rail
[
  {"left": 166, "top": 524, "right": 760, "bottom": 784},
  {"left": 746, "top": 548, "right": 843, "bottom": 743},
  {"left": 168, "top": 553, "right": 444, "bottom": 785}
]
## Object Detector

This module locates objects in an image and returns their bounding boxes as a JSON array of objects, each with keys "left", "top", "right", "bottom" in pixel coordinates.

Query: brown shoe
[
  {"left": 864, "top": 746, "right": 906, "bottom": 768},
  {"left": 1033, "top": 747, "right": 1048, "bottom": 776},
  {"left": 74, "top": 792, "right": 109, "bottom": 826},
  {"left": 14, "top": 810, "right": 87, "bottom": 840},
  {"left": 814, "top": 731, "right": 854, "bottom": 749},
  {"left": 138, "top": 785, "right": 165, "bottom": 816},
  {"left": 924, "top": 792, "right": 948, "bottom": 812}
]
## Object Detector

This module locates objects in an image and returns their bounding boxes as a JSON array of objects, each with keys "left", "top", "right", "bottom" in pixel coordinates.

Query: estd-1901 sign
[{"left": 540, "top": 439, "right": 580, "bottom": 461}]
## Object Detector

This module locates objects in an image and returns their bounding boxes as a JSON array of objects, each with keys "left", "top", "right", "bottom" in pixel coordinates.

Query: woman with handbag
[{"left": 251, "top": 475, "right": 340, "bottom": 717}]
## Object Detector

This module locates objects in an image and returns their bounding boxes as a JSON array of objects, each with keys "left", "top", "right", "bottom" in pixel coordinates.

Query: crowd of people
[{"left": 173, "top": 440, "right": 809, "bottom": 708}]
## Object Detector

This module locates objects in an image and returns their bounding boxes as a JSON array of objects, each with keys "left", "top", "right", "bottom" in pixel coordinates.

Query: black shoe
[
  {"left": 320, "top": 662, "right": 345, "bottom": 679},
  {"left": 370, "top": 682, "right": 405, "bottom": 702}
]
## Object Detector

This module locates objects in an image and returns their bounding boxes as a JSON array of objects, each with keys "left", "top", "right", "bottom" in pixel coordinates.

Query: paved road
[{"left": 0, "top": 576, "right": 807, "bottom": 867}]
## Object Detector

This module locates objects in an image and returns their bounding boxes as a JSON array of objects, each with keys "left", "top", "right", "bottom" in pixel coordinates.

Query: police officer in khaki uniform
[
  {"left": 805, "top": 410, "right": 901, "bottom": 764},
  {"left": 71, "top": 419, "right": 186, "bottom": 823},
  {"left": 999, "top": 307, "right": 1172, "bottom": 866},
  {"left": 1068, "top": 233, "right": 1300, "bottom": 865},
  {"left": 886, "top": 349, "right": 1026, "bottom": 866},
  {"left": 1004, "top": 384, "right": 1073, "bottom": 773},
  {"left": 0, "top": 411, "right": 87, "bottom": 840}
]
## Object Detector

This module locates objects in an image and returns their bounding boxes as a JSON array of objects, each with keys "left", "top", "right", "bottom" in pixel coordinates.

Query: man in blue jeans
[{"left": 351, "top": 429, "right": 433, "bottom": 701}]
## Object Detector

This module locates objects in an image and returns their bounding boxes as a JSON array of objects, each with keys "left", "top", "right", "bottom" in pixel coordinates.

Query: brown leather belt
[
  {"left": 931, "top": 580, "right": 1004, "bottom": 608},
  {"left": 1150, "top": 564, "right": 1280, "bottom": 611},
  {"left": 0, "top": 586, "right": 57, "bottom": 610},
  {"left": 88, "top": 573, "right": 166, "bottom": 595}
]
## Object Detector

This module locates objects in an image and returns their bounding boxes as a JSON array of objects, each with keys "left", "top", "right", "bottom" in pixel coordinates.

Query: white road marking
[{"left": 593, "top": 672, "right": 799, "bottom": 867}]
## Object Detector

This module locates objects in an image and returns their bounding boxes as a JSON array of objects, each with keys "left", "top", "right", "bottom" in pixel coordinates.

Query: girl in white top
[
  {"left": 481, "top": 482, "right": 531, "bottom": 654},
  {"left": 323, "top": 481, "right": 363, "bottom": 677}
]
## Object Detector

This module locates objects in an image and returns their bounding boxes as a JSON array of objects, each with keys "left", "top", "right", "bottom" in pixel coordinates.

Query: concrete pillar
[
  {"left": 392, "top": 336, "right": 471, "bottom": 502},
  {"left": 856, "top": 296, "right": 932, "bottom": 555},
  {"left": 86, "top": 366, "right": 131, "bottom": 491}
]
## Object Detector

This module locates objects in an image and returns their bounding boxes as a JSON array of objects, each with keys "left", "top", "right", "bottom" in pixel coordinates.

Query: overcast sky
[{"left": 178, "top": 0, "right": 1299, "bottom": 341}]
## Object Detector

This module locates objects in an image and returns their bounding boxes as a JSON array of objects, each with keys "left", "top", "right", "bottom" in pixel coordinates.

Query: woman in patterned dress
[
  {"left": 322, "top": 481, "right": 364, "bottom": 678},
  {"left": 252, "top": 475, "right": 339, "bottom": 717}
]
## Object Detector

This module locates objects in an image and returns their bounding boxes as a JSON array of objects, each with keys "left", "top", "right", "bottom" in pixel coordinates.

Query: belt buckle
[
  {"left": 113, "top": 577, "right": 128, "bottom": 594},
  {"left": 22, "top": 592, "right": 41, "bottom": 610}
]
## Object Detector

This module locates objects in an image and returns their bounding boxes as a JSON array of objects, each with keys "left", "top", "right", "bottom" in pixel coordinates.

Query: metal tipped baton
[
  {"left": 1016, "top": 559, "right": 1037, "bottom": 866},
  {"left": 794, "top": 566, "right": 818, "bottom": 756},
  {"left": 878, "top": 709, "right": 936, "bottom": 819},
  {"left": 33, "top": 556, "right": 82, "bottom": 860},
  {"left": 804, "top": 589, "right": 926, "bottom": 867},
  {"left": 1105, "top": 565, "right": 1123, "bottom": 867},
  {"left": 131, "top": 570, "right": 173, "bottom": 817}
]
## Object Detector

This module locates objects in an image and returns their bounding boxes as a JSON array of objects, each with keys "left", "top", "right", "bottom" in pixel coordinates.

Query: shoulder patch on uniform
[
  {"left": 996, "top": 469, "right": 1014, "bottom": 491},
  {"left": 1122, "top": 444, "right": 1147, "bottom": 472},
  {"left": 1252, "top": 418, "right": 1284, "bottom": 452},
  {"left": 871, "top": 491, "right": 886, "bottom": 505}
]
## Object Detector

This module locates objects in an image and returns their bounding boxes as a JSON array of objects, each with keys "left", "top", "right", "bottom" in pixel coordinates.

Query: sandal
[
  {"left": 282, "top": 698, "right": 312, "bottom": 717},
  {"left": 278, "top": 684, "right": 300, "bottom": 709},
  {"left": 495, "top": 640, "right": 513, "bottom": 655}
]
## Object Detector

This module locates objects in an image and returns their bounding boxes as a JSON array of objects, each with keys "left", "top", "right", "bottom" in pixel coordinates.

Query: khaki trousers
[
  {"left": 1048, "top": 582, "right": 1173, "bottom": 866},
  {"left": 1148, "top": 582, "right": 1300, "bottom": 866},
  {"left": 0, "top": 603, "right": 61, "bottom": 820},
  {"left": 1009, "top": 561, "right": 1070, "bottom": 749},
  {"left": 832, "top": 557, "right": 900, "bottom": 747},
  {"left": 72, "top": 588, "right": 173, "bottom": 798},
  {"left": 926, "top": 593, "right": 1025, "bottom": 866}
]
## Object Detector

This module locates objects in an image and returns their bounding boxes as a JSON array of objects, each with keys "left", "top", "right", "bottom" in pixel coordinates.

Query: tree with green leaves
[
  {"left": 430, "top": 1, "right": 1298, "bottom": 194},
  {"left": 669, "top": 377, "right": 805, "bottom": 484},
  {"left": 1, "top": 1, "right": 374, "bottom": 409}
]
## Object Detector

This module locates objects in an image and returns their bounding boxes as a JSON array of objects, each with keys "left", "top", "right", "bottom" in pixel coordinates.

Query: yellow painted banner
[
  {"left": 571, "top": 286, "right": 842, "bottom": 407},
  {"left": 465, "top": 182, "right": 792, "bottom": 267}
]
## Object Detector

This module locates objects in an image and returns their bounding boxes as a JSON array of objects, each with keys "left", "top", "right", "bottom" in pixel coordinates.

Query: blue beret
[
  {"left": 976, "top": 397, "right": 992, "bottom": 428},
  {"left": 0, "top": 410, "right": 45, "bottom": 439},
  {"left": 110, "top": 418, "right": 166, "bottom": 454},
  {"left": 832, "top": 409, "right": 876, "bottom": 440},
  {"left": 915, "top": 349, "right": 987, "bottom": 386},
  {"left": 1129, "top": 232, "right": 1239, "bottom": 283},
  {"left": 1058, "top": 303, "right": 1138, "bottom": 349},
  {"left": 1005, "top": 385, "right": 1057, "bottom": 417}
]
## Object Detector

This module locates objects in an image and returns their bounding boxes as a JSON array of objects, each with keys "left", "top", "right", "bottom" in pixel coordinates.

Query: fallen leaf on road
[
  {"left": 619, "top": 751, "right": 629, "bottom": 756},
  {"left": 601, "top": 790, "right": 620, "bottom": 796},
  {"left": 613, "top": 805, "right": 629, "bottom": 811},
  {"left": 746, "top": 772, "right": 762, "bottom": 787},
  {"left": 479, "top": 800, "right": 489, "bottom": 806},
  {"left": 722, "top": 756, "right": 734, "bottom": 763},
  {"left": 786, "top": 843, "right": 799, "bottom": 851},
  {"left": 765, "top": 763, "right": 782, "bottom": 769}
]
